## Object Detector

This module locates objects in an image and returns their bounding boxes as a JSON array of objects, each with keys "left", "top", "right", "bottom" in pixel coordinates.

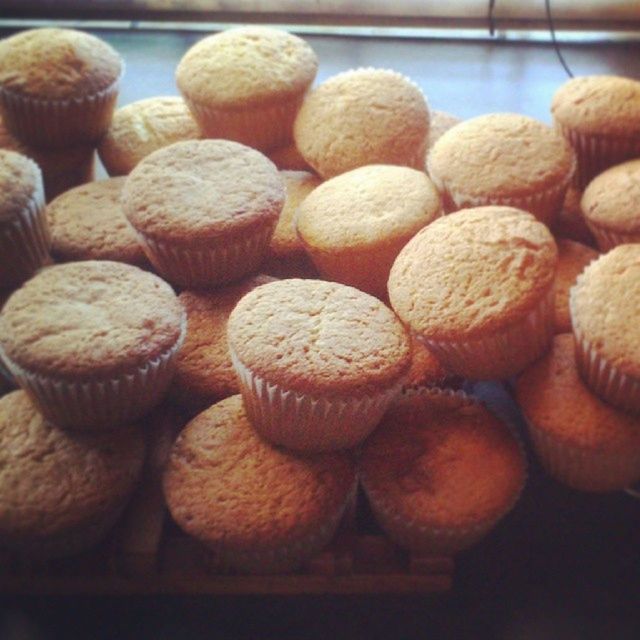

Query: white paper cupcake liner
[
  {"left": 584, "top": 221, "right": 640, "bottom": 252},
  {"left": 418, "top": 286, "right": 554, "bottom": 381},
  {"left": 135, "top": 222, "right": 275, "bottom": 288},
  {"left": 230, "top": 347, "right": 403, "bottom": 452}
]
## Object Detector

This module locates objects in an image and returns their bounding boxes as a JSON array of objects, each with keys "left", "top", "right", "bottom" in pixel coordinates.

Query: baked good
[
  {"left": 163, "top": 394, "right": 357, "bottom": 574},
  {"left": 46, "top": 177, "right": 147, "bottom": 266},
  {"left": 0, "top": 390, "right": 145, "bottom": 558},
  {"left": 425, "top": 109, "right": 461, "bottom": 164},
  {"left": 427, "top": 113, "right": 575, "bottom": 225},
  {"left": 122, "top": 139, "right": 285, "bottom": 288},
  {"left": 388, "top": 206, "right": 557, "bottom": 380},
  {"left": 0, "top": 28, "right": 122, "bottom": 149},
  {"left": 550, "top": 185, "right": 596, "bottom": 247},
  {"left": 405, "top": 335, "right": 449, "bottom": 388},
  {"left": 268, "top": 142, "right": 313, "bottom": 171},
  {"left": 98, "top": 96, "right": 201, "bottom": 176},
  {"left": 294, "top": 68, "right": 429, "bottom": 179},
  {"left": 0, "top": 261, "right": 185, "bottom": 429},
  {"left": 360, "top": 387, "right": 525, "bottom": 554},
  {"left": 176, "top": 26, "right": 317, "bottom": 152},
  {"left": 227, "top": 278, "right": 411, "bottom": 452}
]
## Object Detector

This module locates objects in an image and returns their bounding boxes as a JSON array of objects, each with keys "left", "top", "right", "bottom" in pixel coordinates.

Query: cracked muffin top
[{"left": 0, "top": 149, "right": 42, "bottom": 221}]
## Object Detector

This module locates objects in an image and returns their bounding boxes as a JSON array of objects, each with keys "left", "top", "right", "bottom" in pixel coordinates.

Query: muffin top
[
  {"left": 122, "top": 139, "right": 285, "bottom": 244},
  {"left": 388, "top": 206, "right": 558, "bottom": 340},
  {"left": 427, "top": 113, "right": 575, "bottom": 199},
  {"left": 360, "top": 388, "right": 525, "bottom": 528},
  {"left": 228, "top": 278, "right": 411, "bottom": 396},
  {"left": 425, "top": 109, "right": 461, "bottom": 157},
  {"left": 268, "top": 142, "right": 313, "bottom": 172},
  {"left": 405, "top": 335, "right": 448, "bottom": 388},
  {"left": 46, "top": 177, "right": 146, "bottom": 266},
  {"left": 570, "top": 244, "right": 640, "bottom": 377},
  {"left": 551, "top": 185, "right": 596, "bottom": 246},
  {"left": 0, "top": 390, "right": 145, "bottom": 540},
  {"left": 296, "top": 165, "right": 442, "bottom": 251},
  {"left": 98, "top": 96, "right": 201, "bottom": 176},
  {"left": 517, "top": 334, "right": 640, "bottom": 450},
  {"left": 551, "top": 75, "right": 640, "bottom": 136},
  {"left": 163, "top": 394, "right": 355, "bottom": 548},
  {"left": 294, "top": 68, "right": 430, "bottom": 179},
  {"left": 581, "top": 159, "right": 640, "bottom": 233},
  {"left": 0, "top": 149, "right": 43, "bottom": 221},
  {"left": 176, "top": 26, "right": 318, "bottom": 108},
  {"left": 0, "top": 28, "right": 122, "bottom": 100},
  {"left": 0, "top": 261, "right": 184, "bottom": 379}
]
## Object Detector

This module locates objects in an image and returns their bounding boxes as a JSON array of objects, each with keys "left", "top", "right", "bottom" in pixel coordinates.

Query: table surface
[{"left": 2, "top": 25, "right": 640, "bottom": 640}]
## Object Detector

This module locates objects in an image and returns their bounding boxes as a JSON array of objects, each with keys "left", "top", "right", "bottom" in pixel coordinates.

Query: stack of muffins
[{"left": 2, "top": 23, "right": 640, "bottom": 577}]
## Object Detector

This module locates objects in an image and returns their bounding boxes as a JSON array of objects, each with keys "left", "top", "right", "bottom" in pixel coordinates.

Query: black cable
[
  {"left": 488, "top": 0, "right": 496, "bottom": 37},
  {"left": 545, "top": 0, "right": 574, "bottom": 77}
]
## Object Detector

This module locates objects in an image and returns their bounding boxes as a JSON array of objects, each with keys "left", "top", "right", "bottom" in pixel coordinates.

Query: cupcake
[
  {"left": 553, "top": 239, "right": 598, "bottom": 334},
  {"left": 570, "top": 244, "right": 640, "bottom": 413},
  {"left": 294, "top": 68, "right": 430, "bottom": 179},
  {"left": 388, "top": 206, "right": 557, "bottom": 380},
  {"left": 0, "top": 149, "right": 49, "bottom": 288},
  {"left": 360, "top": 387, "right": 526, "bottom": 554},
  {"left": 98, "top": 96, "right": 201, "bottom": 176},
  {"left": 46, "top": 177, "right": 148, "bottom": 267},
  {"left": 0, "top": 261, "right": 185, "bottom": 429},
  {"left": 405, "top": 335, "right": 450, "bottom": 389},
  {"left": 550, "top": 185, "right": 596, "bottom": 247},
  {"left": 176, "top": 26, "right": 317, "bottom": 152},
  {"left": 163, "top": 394, "right": 357, "bottom": 574},
  {"left": 122, "top": 139, "right": 285, "bottom": 288},
  {"left": 227, "top": 278, "right": 411, "bottom": 452},
  {"left": 581, "top": 159, "right": 640, "bottom": 250},
  {"left": 0, "top": 390, "right": 145, "bottom": 558},
  {"left": 427, "top": 113, "right": 575, "bottom": 225},
  {"left": 0, "top": 28, "right": 122, "bottom": 149},
  {"left": 170, "top": 274, "right": 275, "bottom": 413},
  {"left": 551, "top": 75, "right": 640, "bottom": 189},
  {"left": 424, "top": 109, "right": 461, "bottom": 166},
  {"left": 516, "top": 334, "right": 640, "bottom": 492},
  {"left": 296, "top": 165, "right": 442, "bottom": 299},
  {"left": 268, "top": 141, "right": 314, "bottom": 172}
]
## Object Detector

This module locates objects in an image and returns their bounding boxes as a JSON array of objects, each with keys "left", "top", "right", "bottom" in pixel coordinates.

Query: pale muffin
[
  {"left": 268, "top": 141, "right": 314, "bottom": 171},
  {"left": 551, "top": 185, "right": 596, "bottom": 247},
  {"left": 425, "top": 109, "right": 461, "bottom": 167}
]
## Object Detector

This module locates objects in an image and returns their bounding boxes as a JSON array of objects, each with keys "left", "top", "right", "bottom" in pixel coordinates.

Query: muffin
[
  {"left": 570, "top": 244, "right": 640, "bottom": 413},
  {"left": 427, "top": 113, "right": 575, "bottom": 225},
  {"left": 296, "top": 164, "right": 442, "bottom": 299},
  {"left": 517, "top": 334, "right": 640, "bottom": 492},
  {"left": 163, "top": 395, "right": 356, "bottom": 574},
  {"left": 0, "top": 390, "right": 145, "bottom": 558},
  {"left": 122, "top": 139, "right": 285, "bottom": 288},
  {"left": 227, "top": 278, "right": 411, "bottom": 452},
  {"left": 553, "top": 239, "right": 598, "bottom": 334},
  {"left": 294, "top": 68, "right": 430, "bottom": 179},
  {"left": 0, "top": 261, "right": 185, "bottom": 429},
  {"left": 405, "top": 335, "right": 450, "bottom": 389},
  {"left": 0, "top": 149, "right": 49, "bottom": 288},
  {"left": 0, "top": 28, "right": 122, "bottom": 149},
  {"left": 360, "top": 387, "right": 526, "bottom": 554},
  {"left": 552, "top": 75, "right": 640, "bottom": 189},
  {"left": 268, "top": 141, "right": 314, "bottom": 171},
  {"left": 170, "top": 274, "right": 275, "bottom": 413},
  {"left": 550, "top": 185, "right": 596, "bottom": 247},
  {"left": 388, "top": 206, "right": 557, "bottom": 380},
  {"left": 581, "top": 159, "right": 640, "bottom": 250},
  {"left": 46, "top": 177, "right": 148, "bottom": 266},
  {"left": 98, "top": 96, "right": 201, "bottom": 176},
  {"left": 176, "top": 26, "right": 317, "bottom": 152},
  {"left": 425, "top": 109, "right": 461, "bottom": 165}
]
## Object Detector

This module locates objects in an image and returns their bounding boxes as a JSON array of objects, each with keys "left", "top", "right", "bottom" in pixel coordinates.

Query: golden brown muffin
[
  {"left": 427, "top": 113, "right": 575, "bottom": 225},
  {"left": 425, "top": 109, "right": 461, "bottom": 162},
  {"left": 570, "top": 244, "right": 640, "bottom": 412},
  {"left": 268, "top": 141, "right": 314, "bottom": 171},
  {"left": 405, "top": 335, "right": 449, "bottom": 388},
  {"left": 0, "top": 149, "right": 49, "bottom": 288},
  {"left": 0, "top": 261, "right": 185, "bottom": 429},
  {"left": 122, "top": 139, "right": 285, "bottom": 287},
  {"left": 170, "top": 274, "right": 275, "bottom": 413},
  {"left": 0, "top": 28, "right": 122, "bottom": 149},
  {"left": 227, "top": 278, "right": 411, "bottom": 451},
  {"left": 388, "top": 206, "right": 558, "bottom": 380},
  {"left": 163, "top": 394, "right": 356, "bottom": 573},
  {"left": 360, "top": 387, "right": 525, "bottom": 554},
  {"left": 517, "top": 334, "right": 640, "bottom": 491},
  {"left": 551, "top": 185, "right": 596, "bottom": 247},
  {"left": 0, "top": 390, "right": 145, "bottom": 558},
  {"left": 553, "top": 239, "right": 598, "bottom": 334},
  {"left": 296, "top": 165, "right": 442, "bottom": 299},
  {"left": 581, "top": 159, "right": 640, "bottom": 250},
  {"left": 46, "top": 177, "right": 147, "bottom": 266},
  {"left": 294, "top": 68, "right": 429, "bottom": 179},
  {"left": 177, "top": 27, "right": 317, "bottom": 152},
  {"left": 98, "top": 96, "right": 201, "bottom": 176}
]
